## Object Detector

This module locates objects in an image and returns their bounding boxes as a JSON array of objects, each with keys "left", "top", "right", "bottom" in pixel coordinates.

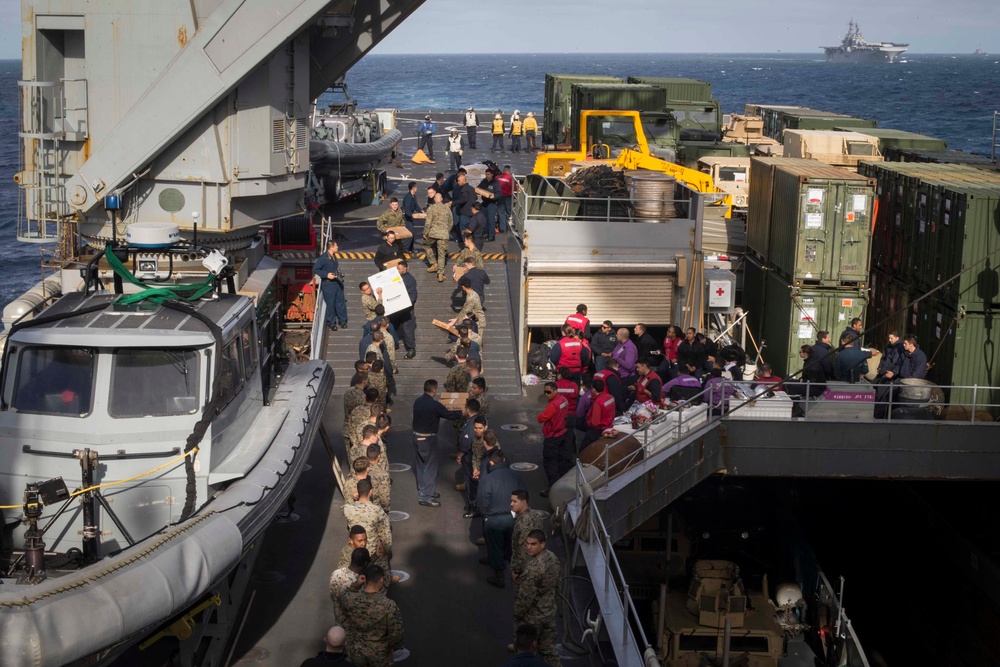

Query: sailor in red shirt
[
  {"left": 583, "top": 379, "right": 617, "bottom": 447},
  {"left": 555, "top": 367, "right": 581, "bottom": 432},
  {"left": 565, "top": 304, "right": 591, "bottom": 339},
  {"left": 536, "top": 382, "right": 571, "bottom": 496},
  {"left": 592, "top": 358, "right": 625, "bottom": 415},
  {"left": 629, "top": 359, "right": 663, "bottom": 405},
  {"left": 549, "top": 324, "right": 590, "bottom": 383}
]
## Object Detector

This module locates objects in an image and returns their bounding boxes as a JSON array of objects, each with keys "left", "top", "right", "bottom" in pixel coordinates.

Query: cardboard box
[
  {"left": 474, "top": 187, "right": 496, "bottom": 200},
  {"left": 385, "top": 225, "right": 412, "bottom": 239},
  {"left": 383, "top": 258, "right": 403, "bottom": 270},
  {"left": 439, "top": 392, "right": 469, "bottom": 411},
  {"left": 432, "top": 319, "right": 460, "bottom": 337}
]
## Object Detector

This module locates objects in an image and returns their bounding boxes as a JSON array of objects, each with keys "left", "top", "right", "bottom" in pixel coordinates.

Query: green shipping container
[
  {"left": 747, "top": 157, "right": 819, "bottom": 260},
  {"left": 744, "top": 105, "right": 875, "bottom": 141},
  {"left": 767, "top": 163, "right": 876, "bottom": 285},
  {"left": 866, "top": 268, "right": 910, "bottom": 345},
  {"left": 627, "top": 76, "right": 713, "bottom": 102},
  {"left": 894, "top": 149, "right": 998, "bottom": 167},
  {"left": 936, "top": 184, "right": 1000, "bottom": 312},
  {"left": 925, "top": 313, "right": 1000, "bottom": 414},
  {"left": 836, "top": 127, "right": 947, "bottom": 159},
  {"left": 543, "top": 73, "right": 623, "bottom": 144},
  {"left": 757, "top": 267, "right": 867, "bottom": 377}
]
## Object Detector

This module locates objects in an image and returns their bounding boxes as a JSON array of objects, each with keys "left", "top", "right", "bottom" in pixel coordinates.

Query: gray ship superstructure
[{"left": 822, "top": 20, "right": 908, "bottom": 63}]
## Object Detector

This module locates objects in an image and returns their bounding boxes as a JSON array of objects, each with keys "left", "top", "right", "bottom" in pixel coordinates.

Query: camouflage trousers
[
  {"left": 514, "top": 615, "right": 560, "bottom": 666},
  {"left": 424, "top": 237, "right": 450, "bottom": 277}
]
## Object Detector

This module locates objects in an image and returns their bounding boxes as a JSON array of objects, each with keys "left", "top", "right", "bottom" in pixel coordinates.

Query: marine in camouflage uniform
[
  {"left": 423, "top": 199, "right": 452, "bottom": 278},
  {"left": 346, "top": 403, "right": 373, "bottom": 451},
  {"left": 368, "top": 465, "right": 391, "bottom": 514},
  {"left": 368, "top": 369, "right": 388, "bottom": 404},
  {"left": 444, "top": 365, "right": 472, "bottom": 393},
  {"left": 456, "top": 244, "right": 485, "bottom": 270},
  {"left": 511, "top": 510, "right": 547, "bottom": 581},
  {"left": 349, "top": 439, "right": 388, "bottom": 473},
  {"left": 514, "top": 546, "right": 562, "bottom": 666},
  {"left": 329, "top": 566, "right": 361, "bottom": 624},
  {"left": 339, "top": 588, "right": 404, "bottom": 667},
  {"left": 376, "top": 206, "right": 405, "bottom": 235},
  {"left": 463, "top": 289, "right": 486, "bottom": 333},
  {"left": 343, "top": 501, "right": 392, "bottom": 567},
  {"left": 343, "top": 472, "right": 387, "bottom": 510},
  {"left": 343, "top": 385, "right": 367, "bottom": 446},
  {"left": 470, "top": 432, "right": 488, "bottom": 475},
  {"left": 470, "top": 386, "right": 490, "bottom": 420},
  {"left": 361, "top": 290, "right": 380, "bottom": 322}
]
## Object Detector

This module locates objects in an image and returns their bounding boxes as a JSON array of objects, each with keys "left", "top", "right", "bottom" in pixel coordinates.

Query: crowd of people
[
  {"left": 415, "top": 109, "right": 538, "bottom": 168},
  {"left": 531, "top": 310, "right": 933, "bottom": 479},
  {"left": 305, "top": 200, "right": 564, "bottom": 664}
]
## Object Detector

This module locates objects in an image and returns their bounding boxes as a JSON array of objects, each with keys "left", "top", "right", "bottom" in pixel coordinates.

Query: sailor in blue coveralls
[{"left": 313, "top": 240, "right": 348, "bottom": 331}]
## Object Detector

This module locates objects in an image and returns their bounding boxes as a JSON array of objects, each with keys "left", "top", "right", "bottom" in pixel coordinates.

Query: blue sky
[{"left": 2, "top": 0, "right": 998, "bottom": 60}]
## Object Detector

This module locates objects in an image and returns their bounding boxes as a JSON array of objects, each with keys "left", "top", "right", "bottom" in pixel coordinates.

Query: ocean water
[{"left": 2, "top": 53, "right": 998, "bottom": 312}]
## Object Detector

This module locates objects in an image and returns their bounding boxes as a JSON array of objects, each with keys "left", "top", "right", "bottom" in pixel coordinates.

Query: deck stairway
[{"left": 322, "top": 255, "right": 521, "bottom": 397}]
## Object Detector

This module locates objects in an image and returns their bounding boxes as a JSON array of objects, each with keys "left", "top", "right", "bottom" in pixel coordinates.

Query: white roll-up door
[{"left": 525, "top": 274, "right": 674, "bottom": 326}]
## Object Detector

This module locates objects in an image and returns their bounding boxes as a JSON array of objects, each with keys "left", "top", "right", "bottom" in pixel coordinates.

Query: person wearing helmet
[
  {"left": 523, "top": 111, "right": 538, "bottom": 152},
  {"left": 509, "top": 114, "right": 523, "bottom": 153},
  {"left": 464, "top": 107, "right": 479, "bottom": 149},
  {"left": 509, "top": 109, "right": 521, "bottom": 126},
  {"left": 446, "top": 129, "right": 465, "bottom": 172},
  {"left": 491, "top": 114, "right": 505, "bottom": 153},
  {"left": 418, "top": 114, "right": 435, "bottom": 160}
]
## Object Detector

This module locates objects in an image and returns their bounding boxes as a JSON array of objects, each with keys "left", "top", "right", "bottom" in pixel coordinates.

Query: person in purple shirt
[
  {"left": 611, "top": 328, "right": 638, "bottom": 383},
  {"left": 663, "top": 367, "right": 704, "bottom": 403},
  {"left": 703, "top": 366, "right": 736, "bottom": 415}
]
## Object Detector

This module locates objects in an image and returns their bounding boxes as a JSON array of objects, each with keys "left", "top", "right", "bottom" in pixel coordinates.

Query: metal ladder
[{"left": 16, "top": 80, "right": 74, "bottom": 244}]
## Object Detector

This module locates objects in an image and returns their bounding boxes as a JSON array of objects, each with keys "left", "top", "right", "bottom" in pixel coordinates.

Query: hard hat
[
  {"left": 495, "top": 114, "right": 501, "bottom": 119},
  {"left": 527, "top": 111, "right": 534, "bottom": 117},
  {"left": 468, "top": 106, "right": 474, "bottom": 111},
  {"left": 424, "top": 115, "right": 431, "bottom": 120},
  {"left": 514, "top": 109, "right": 520, "bottom": 114},
  {"left": 451, "top": 129, "right": 459, "bottom": 134}
]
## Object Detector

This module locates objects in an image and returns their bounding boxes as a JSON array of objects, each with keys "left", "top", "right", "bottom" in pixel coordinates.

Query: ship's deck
[{"left": 224, "top": 111, "right": 596, "bottom": 666}]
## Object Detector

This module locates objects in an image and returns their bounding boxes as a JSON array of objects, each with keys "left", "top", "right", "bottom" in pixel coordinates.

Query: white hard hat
[
  {"left": 495, "top": 114, "right": 501, "bottom": 119},
  {"left": 514, "top": 109, "right": 520, "bottom": 114},
  {"left": 527, "top": 111, "right": 534, "bottom": 117}
]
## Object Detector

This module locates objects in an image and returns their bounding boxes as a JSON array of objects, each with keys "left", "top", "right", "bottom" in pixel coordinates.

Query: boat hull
[{"left": 0, "top": 361, "right": 334, "bottom": 667}]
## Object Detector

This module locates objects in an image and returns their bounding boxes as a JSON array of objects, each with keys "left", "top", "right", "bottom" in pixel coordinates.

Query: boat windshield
[
  {"left": 12, "top": 346, "right": 96, "bottom": 416},
  {"left": 110, "top": 348, "right": 201, "bottom": 418}
]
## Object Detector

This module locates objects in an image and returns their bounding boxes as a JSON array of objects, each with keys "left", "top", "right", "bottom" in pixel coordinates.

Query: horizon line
[{"left": 0, "top": 51, "right": 996, "bottom": 62}]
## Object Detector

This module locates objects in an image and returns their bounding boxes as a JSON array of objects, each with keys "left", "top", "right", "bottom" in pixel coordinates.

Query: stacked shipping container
[
  {"left": 744, "top": 104, "right": 877, "bottom": 142},
  {"left": 861, "top": 160, "right": 1000, "bottom": 405},
  {"left": 743, "top": 157, "right": 874, "bottom": 376}
]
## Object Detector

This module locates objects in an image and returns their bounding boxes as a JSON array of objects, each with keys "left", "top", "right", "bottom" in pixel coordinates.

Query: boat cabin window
[
  {"left": 12, "top": 346, "right": 96, "bottom": 416},
  {"left": 216, "top": 339, "right": 244, "bottom": 406},
  {"left": 110, "top": 348, "right": 201, "bottom": 418},
  {"left": 240, "top": 322, "right": 258, "bottom": 379}
]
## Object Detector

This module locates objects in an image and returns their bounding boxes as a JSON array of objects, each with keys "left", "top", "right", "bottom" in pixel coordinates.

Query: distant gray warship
[{"left": 821, "top": 20, "right": 908, "bottom": 63}]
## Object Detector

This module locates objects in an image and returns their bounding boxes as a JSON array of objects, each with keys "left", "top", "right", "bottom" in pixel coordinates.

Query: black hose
[{"left": 158, "top": 300, "right": 226, "bottom": 522}]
